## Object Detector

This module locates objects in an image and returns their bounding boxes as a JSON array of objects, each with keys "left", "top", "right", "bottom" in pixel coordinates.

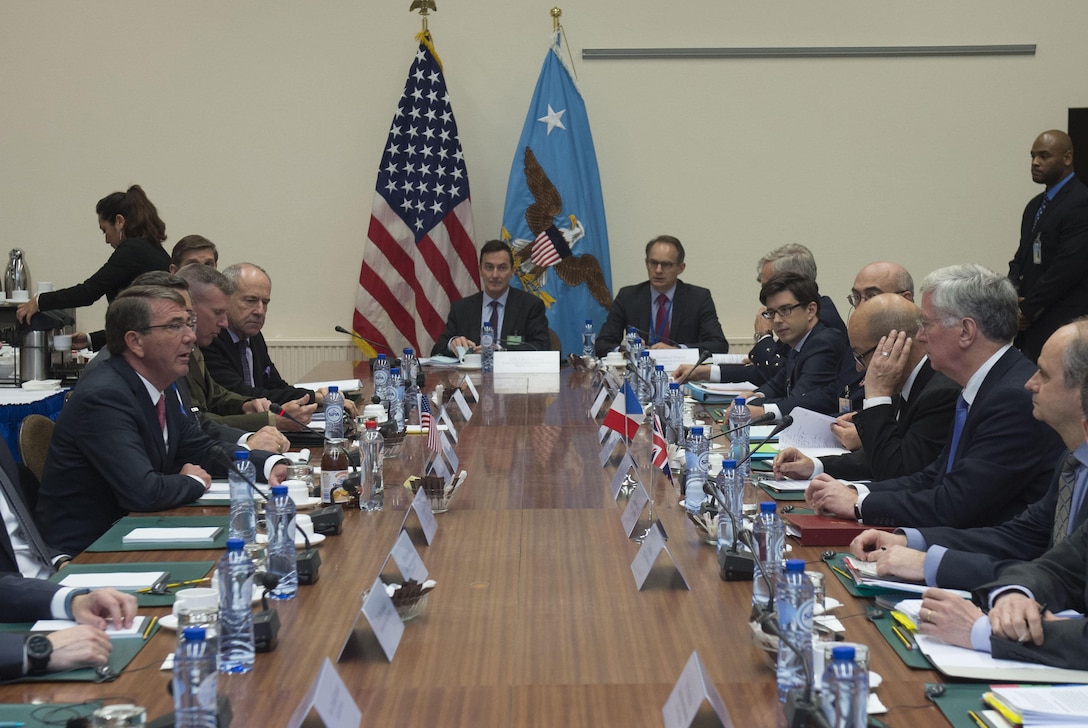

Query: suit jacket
[
  {"left": 973, "top": 518, "right": 1088, "bottom": 669},
  {"left": 185, "top": 347, "right": 274, "bottom": 433},
  {"left": 860, "top": 348, "right": 1064, "bottom": 529},
  {"left": 36, "top": 238, "right": 170, "bottom": 353},
  {"left": 0, "top": 573, "right": 62, "bottom": 680},
  {"left": 819, "top": 360, "right": 959, "bottom": 481},
  {"left": 35, "top": 355, "right": 279, "bottom": 554},
  {"left": 202, "top": 330, "right": 315, "bottom": 405},
  {"left": 431, "top": 287, "right": 551, "bottom": 356},
  {"left": 918, "top": 449, "right": 1088, "bottom": 590},
  {"left": 1009, "top": 176, "right": 1088, "bottom": 360},
  {"left": 594, "top": 280, "right": 728, "bottom": 356},
  {"left": 0, "top": 436, "right": 61, "bottom": 574},
  {"left": 718, "top": 295, "right": 846, "bottom": 385},
  {"left": 747, "top": 321, "right": 846, "bottom": 415}
]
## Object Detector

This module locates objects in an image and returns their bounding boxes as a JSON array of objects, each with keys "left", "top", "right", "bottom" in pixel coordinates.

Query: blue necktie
[{"left": 945, "top": 394, "right": 968, "bottom": 473}]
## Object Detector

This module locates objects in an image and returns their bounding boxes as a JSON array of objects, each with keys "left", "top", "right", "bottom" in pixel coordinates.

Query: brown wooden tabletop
[{"left": 0, "top": 361, "right": 950, "bottom": 727}]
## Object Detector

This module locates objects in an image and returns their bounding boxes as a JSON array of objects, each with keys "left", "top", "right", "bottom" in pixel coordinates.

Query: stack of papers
[
  {"left": 58, "top": 571, "right": 168, "bottom": 591},
  {"left": 31, "top": 615, "right": 149, "bottom": 639},
  {"left": 122, "top": 527, "right": 222, "bottom": 544},
  {"left": 988, "top": 684, "right": 1088, "bottom": 725},
  {"left": 843, "top": 558, "right": 971, "bottom": 597}
]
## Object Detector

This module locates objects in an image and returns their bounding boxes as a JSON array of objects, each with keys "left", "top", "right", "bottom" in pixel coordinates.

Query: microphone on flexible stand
[
  {"left": 707, "top": 411, "right": 777, "bottom": 440},
  {"left": 674, "top": 348, "right": 714, "bottom": 386},
  {"left": 755, "top": 609, "right": 831, "bottom": 728},
  {"left": 334, "top": 325, "right": 387, "bottom": 352},
  {"left": 702, "top": 480, "right": 755, "bottom": 581},
  {"left": 270, "top": 403, "right": 311, "bottom": 430}
]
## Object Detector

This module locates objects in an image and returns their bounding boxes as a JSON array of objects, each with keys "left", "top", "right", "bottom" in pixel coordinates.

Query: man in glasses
[
  {"left": 594, "top": 235, "right": 728, "bottom": 356},
  {"left": 846, "top": 261, "right": 915, "bottom": 309},
  {"left": 35, "top": 286, "right": 289, "bottom": 555},
  {"left": 772, "top": 293, "right": 958, "bottom": 481}
]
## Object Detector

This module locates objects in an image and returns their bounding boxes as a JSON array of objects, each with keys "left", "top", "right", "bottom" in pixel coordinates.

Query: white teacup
[
  {"left": 53, "top": 334, "right": 72, "bottom": 351},
  {"left": 172, "top": 587, "right": 219, "bottom": 618},
  {"left": 295, "top": 513, "right": 315, "bottom": 537},
  {"left": 462, "top": 353, "right": 482, "bottom": 368},
  {"left": 284, "top": 479, "right": 310, "bottom": 503},
  {"left": 10, "top": 290, "right": 29, "bottom": 302},
  {"left": 603, "top": 353, "right": 625, "bottom": 366},
  {"left": 36, "top": 281, "right": 54, "bottom": 294}
]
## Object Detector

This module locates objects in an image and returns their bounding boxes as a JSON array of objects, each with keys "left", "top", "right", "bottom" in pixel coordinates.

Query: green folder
[
  {"left": 0, "top": 621, "right": 159, "bottom": 682},
  {"left": 50, "top": 561, "right": 215, "bottom": 607},
  {"left": 926, "top": 683, "right": 991, "bottom": 728},
  {"left": 85, "top": 515, "right": 229, "bottom": 552},
  {"left": 757, "top": 481, "right": 807, "bottom": 501},
  {"left": 823, "top": 551, "right": 922, "bottom": 600},
  {"left": 864, "top": 606, "right": 934, "bottom": 670}
]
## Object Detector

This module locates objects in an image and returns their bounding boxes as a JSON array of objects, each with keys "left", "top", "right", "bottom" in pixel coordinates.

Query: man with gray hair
[{"left": 807, "top": 264, "right": 1063, "bottom": 529}]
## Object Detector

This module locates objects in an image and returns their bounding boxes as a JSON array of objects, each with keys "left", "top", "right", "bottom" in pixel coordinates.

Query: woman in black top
[{"left": 16, "top": 186, "right": 171, "bottom": 346}]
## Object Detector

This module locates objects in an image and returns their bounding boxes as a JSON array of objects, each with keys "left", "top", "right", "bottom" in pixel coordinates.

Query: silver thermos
[
  {"left": 19, "top": 331, "right": 49, "bottom": 382},
  {"left": 5, "top": 249, "right": 29, "bottom": 298}
]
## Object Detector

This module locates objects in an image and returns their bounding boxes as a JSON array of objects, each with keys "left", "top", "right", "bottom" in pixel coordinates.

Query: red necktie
[
  {"left": 156, "top": 394, "right": 167, "bottom": 431},
  {"left": 654, "top": 293, "right": 670, "bottom": 344}
]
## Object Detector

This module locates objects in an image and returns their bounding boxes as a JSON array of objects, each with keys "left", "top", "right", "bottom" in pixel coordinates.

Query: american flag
[
  {"left": 419, "top": 392, "right": 440, "bottom": 453},
  {"left": 353, "top": 32, "right": 479, "bottom": 356},
  {"left": 651, "top": 412, "right": 672, "bottom": 483}
]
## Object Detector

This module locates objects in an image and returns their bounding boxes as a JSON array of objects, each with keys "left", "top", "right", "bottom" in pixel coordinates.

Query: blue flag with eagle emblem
[{"left": 501, "top": 29, "right": 613, "bottom": 355}]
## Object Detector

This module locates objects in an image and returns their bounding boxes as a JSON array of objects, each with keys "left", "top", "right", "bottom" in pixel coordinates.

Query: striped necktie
[{"left": 1052, "top": 452, "right": 1078, "bottom": 545}]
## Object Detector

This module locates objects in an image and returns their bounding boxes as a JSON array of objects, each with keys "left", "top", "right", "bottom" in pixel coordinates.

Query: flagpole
[
  {"left": 551, "top": 6, "right": 561, "bottom": 32},
  {"left": 411, "top": 0, "right": 437, "bottom": 32}
]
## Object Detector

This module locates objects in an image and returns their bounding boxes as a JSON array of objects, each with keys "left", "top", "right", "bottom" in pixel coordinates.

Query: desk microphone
[
  {"left": 270, "top": 403, "right": 312, "bottom": 431},
  {"left": 734, "top": 415, "right": 793, "bottom": 471},
  {"left": 626, "top": 326, "right": 679, "bottom": 349},
  {"left": 675, "top": 348, "right": 713, "bottom": 386},
  {"left": 334, "top": 325, "right": 392, "bottom": 356},
  {"left": 702, "top": 480, "right": 755, "bottom": 582},
  {"left": 707, "top": 411, "right": 777, "bottom": 440},
  {"left": 498, "top": 337, "right": 544, "bottom": 351}
]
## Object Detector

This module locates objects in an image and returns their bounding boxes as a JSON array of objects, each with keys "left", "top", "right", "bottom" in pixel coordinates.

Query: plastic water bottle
[
  {"left": 582, "top": 319, "right": 596, "bottom": 358},
  {"left": 173, "top": 627, "right": 218, "bottom": 727},
  {"left": 776, "top": 559, "right": 815, "bottom": 702},
  {"left": 481, "top": 321, "right": 495, "bottom": 372},
  {"left": 752, "top": 501, "right": 784, "bottom": 611},
  {"left": 625, "top": 326, "right": 638, "bottom": 352},
  {"left": 716, "top": 459, "right": 743, "bottom": 551},
  {"left": 628, "top": 336, "right": 644, "bottom": 367},
  {"left": 389, "top": 366, "right": 406, "bottom": 433},
  {"left": 372, "top": 353, "right": 390, "bottom": 403},
  {"left": 651, "top": 364, "right": 668, "bottom": 423},
  {"left": 323, "top": 385, "right": 345, "bottom": 440},
  {"left": 265, "top": 485, "right": 297, "bottom": 600},
  {"left": 822, "top": 645, "right": 869, "bottom": 728},
  {"left": 402, "top": 347, "right": 419, "bottom": 384},
  {"left": 227, "top": 450, "right": 256, "bottom": 544},
  {"left": 666, "top": 381, "right": 685, "bottom": 446},
  {"left": 216, "top": 538, "right": 255, "bottom": 674},
  {"left": 729, "top": 397, "right": 752, "bottom": 482},
  {"left": 684, "top": 426, "right": 708, "bottom": 513},
  {"left": 636, "top": 350, "right": 653, "bottom": 405},
  {"left": 402, "top": 348, "right": 420, "bottom": 418},
  {"left": 360, "top": 419, "right": 385, "bottom": 511}
]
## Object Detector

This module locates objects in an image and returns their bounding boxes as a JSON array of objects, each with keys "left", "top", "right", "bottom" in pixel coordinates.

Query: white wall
[{"left": 1, "top": 1, "right": 1084, "bottom": 346}]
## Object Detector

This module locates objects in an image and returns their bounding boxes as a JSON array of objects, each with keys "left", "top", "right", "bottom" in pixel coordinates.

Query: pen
[
  {"left": 142, "top": 616, "right": 158, "bottom": 640},
  {"left": 966, "top": 710, "right": 987, "bottom": 728},
  {"left": 891, "top": 623, "right": 917, "bottom": 651},
  {"left": 830, "top": 565, "right": 852, "bottom": 581},
  {"left": 136, "top": 576, "right": 210, "bottom": 594}
]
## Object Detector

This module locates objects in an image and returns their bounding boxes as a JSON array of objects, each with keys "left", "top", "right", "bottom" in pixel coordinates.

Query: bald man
[
  {"left": 846, "top": 262, "right": 914, "bottom": 309},
  {"left": 773, "top": 293, "right": 959, "bottom": 481},
  {"left": 1009, "top": 130, "right": 1088, "bottom": 362}
]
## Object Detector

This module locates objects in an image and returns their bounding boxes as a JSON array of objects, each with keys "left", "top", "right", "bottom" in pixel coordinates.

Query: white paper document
[
  {"left": 32, "top": 616, "right": 149, "bottom": 639},
  {"left": 122, "top": 527, "right": 221, "bottom": 544},
  {"left": 757, "top": 478, "right": 809, "bottom": 492},
  {"left": 991, "top": 684, "right": 1088, "bottom": 723},
  {"left": 778, "top": 407, "right": 846, "bottom": 451},
  {"left": 58, "top": 571, "right": 168, "bottom": 590},
  {"left": 294, "top": 379, "right": 363, "bottom": 392}
]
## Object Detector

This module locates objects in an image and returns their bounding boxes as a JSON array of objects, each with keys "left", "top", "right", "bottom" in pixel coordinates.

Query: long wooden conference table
[{"left": 0, "top": 362, "right": 949, "bottom": 726}]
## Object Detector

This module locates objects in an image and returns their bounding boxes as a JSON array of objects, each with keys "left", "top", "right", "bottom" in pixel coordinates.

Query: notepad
[
  {"left": 58, "top": 571, "right": 168, "bottom": 590},
  {"left": 31, "top": 616, "right": 149, "bottom": 639},
  {"left": 122, "top": 527, "right": 222, "bottom": 544}
]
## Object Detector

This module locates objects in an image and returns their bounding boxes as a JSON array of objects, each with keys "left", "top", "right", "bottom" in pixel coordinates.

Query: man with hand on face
[
  {"left": 431, "top": 239, "right": 550, "bottom": 357},
  {"left": 676, "top": 272, "right": 846, "bottom": 419},
  {"left": 773, "top": 293, "right": 958, "bottom": 481},
  {"left": 36, "top": 286, "right": 289, "bottom": 554},
  {"left": 849, "top": 319, "right": 1088, "bottom": 591},
  {"left": 594, "top": 235, "right": 727, "bottom": 356},
  {"left": 0, "top": 577, "right": 137, "bottom": 679},
  {"left": 806, "top": 264, "right": 1064, "bottom": 530}
]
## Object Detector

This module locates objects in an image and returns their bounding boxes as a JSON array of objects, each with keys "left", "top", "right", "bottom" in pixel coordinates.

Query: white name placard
[
  {"left": 493, "top": 350, "right": 560, "bottom": 373},
  {"left": 361, "top": 577, "right": 404, "bottom": 661}
]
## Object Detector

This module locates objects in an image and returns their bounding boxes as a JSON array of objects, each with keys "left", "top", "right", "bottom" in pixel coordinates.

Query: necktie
[
  {"left": 238, "top": 339, "right": 253, "bottom": 387},
  {"left": 1052, "top": 452, "right": 1078, "bottom": 545},
  {"left": 0, "top": 465, "right": 54, "bottom": 576},
  {"left": 653, "top": 293, "right": 670, "bottom": 345},
  {"left": 156, "top": 393, "right": 167, "bottom": 431},
  {"left": 945, "top": 394, "right": 968, "bottom": 473},
  {"left": 785, "top": 348, "right": 798, "bottom": 396},
  {"left": 488, "top": 301, "right": 500, "bottom": 335},
  {"left": 1033, "top": 194, "right": 1050, "bottom": 231}
]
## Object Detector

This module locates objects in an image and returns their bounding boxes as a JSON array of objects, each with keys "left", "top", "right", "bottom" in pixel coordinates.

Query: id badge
[{"left": 1033, "top": 233, "right": 1042, "bottom": 265}]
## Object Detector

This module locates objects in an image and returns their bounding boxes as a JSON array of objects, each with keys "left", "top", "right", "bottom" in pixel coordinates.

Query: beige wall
[{"left": 1, "top": 1, "right": 1083, "bottom": 348}]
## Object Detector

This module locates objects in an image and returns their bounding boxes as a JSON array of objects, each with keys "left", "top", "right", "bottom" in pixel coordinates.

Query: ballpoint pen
[
  {"left": 142, "top": 616, "right": 158, "bottom": 640},
  {"left": 136, "top": 576, "right": 210, "bottom": 594}
]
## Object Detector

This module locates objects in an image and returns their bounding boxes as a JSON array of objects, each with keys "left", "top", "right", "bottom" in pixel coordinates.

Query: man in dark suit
[
  {"left": 201, "top": 263, "right": 323, "bottom": 422},
  {"left": 594, "top": 235, "right": 727, "bottom": 356},
  {"left": 0, "top": 573, "right": 137, "bottom": 680},
  {"left": 431, "top": 240, "right": 550, "bottom": 356},
  {"left": 807, "top": 264, "right": 1064, "bottom": 529},
  {"left": 1009, "top": 130, "right": 1088, "bottom": 362},
  {"left": 850, "top": 319, "right": 1088, "bottom": 590},
  {"left": 773, "top": 293, "right": 958, "bottom": 481},
  {"left": 36, "top": 286, "right": 288, "bottom": 554}
]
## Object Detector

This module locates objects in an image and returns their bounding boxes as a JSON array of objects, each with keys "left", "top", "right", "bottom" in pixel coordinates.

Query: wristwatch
[
  {"left": 853, "top": 501, "right": 863, "bottom": 522},
  {"left": 25, "top": 634, "right": 52, "bottom": 675}
]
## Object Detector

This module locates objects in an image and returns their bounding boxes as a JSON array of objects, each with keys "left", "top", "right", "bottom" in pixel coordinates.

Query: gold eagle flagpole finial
[{"left": 411, "top": 0, "right": 437, "bottom": 33}]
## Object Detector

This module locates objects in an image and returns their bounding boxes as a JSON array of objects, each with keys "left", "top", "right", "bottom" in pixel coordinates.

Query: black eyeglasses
[
  {"left": 645, "top": 259, "right": 677, "bottom": 271},
  {"left": 851, "top": 344, "right": 878, "bottom": 368},
  {"left": 846, "top": 290, "right": 911, "bottom": 308},
  {"left": 140, "top": 316, "right": 198, "bottom": 336},
  {"left": 761, "top": 303, "right": 806, "bottom": 320}
]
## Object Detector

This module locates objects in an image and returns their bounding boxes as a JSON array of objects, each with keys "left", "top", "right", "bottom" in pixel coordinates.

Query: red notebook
[{"left": 782, "top": 513, "right": 893, "bottom": 546}]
